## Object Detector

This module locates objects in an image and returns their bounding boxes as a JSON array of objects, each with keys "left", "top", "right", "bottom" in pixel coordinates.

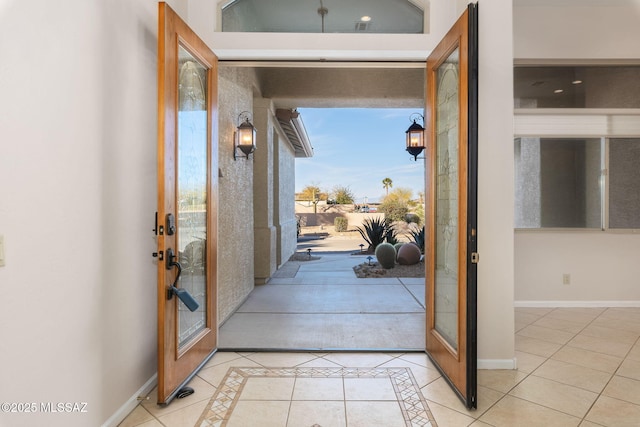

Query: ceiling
[{"left": 253, "top": 65, "right": 425, "bottom": 109}]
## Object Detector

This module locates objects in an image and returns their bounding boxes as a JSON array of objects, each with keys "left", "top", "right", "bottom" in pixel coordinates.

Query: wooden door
[
  {"left": 425, "top": 3, "right": 478, "bottom": 409},
  {"left": 157, "top": 2, "right": 218, "bottom": 405}
]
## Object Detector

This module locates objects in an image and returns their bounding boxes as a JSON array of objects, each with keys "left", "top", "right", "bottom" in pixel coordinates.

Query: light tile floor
[{"left": 120, "top": 307, "right": 640, "bottom": 427}]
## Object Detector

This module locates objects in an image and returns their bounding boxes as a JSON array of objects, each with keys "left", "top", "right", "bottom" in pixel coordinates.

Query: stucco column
[
  {"left": 253, "top": 98, "right": 277, "bottom": 284},
  {"left": 475, "top": 0, "right": 516, "bottom": 368}
]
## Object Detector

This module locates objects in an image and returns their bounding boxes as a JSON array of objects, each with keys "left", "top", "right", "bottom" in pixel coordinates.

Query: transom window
[
  {"left": 222, "top": 0, "right": 424, "bottom": 34},
  {"left": 514, "top": 66, "right": 640, "bottom": 109}
]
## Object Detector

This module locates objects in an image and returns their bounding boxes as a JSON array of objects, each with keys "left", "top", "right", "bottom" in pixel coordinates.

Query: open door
[
  {"left": 156, "top": 2, "right": 218, "bottom": 405},
  {"left": 425, "top": 3, "right": 478, "bottom": 409}
]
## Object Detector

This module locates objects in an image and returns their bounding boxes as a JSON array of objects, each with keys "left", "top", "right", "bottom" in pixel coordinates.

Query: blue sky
[{"left": 295, "top": 108, "right": 425, "bottom": 204}]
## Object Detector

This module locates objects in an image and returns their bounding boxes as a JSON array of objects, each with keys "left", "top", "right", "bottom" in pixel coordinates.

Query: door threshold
[{"left": 217, "top": 347, "right": 425, "bottom": 353}]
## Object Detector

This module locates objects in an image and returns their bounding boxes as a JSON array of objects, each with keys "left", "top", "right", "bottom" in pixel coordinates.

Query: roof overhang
[{"left": 275, "top": 109, "right": 314, "bottom": 158}]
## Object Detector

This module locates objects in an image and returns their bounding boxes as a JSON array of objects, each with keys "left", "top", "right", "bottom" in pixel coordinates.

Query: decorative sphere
[{"left": 397, "top": 242, "right": 421, "bottom": 265}]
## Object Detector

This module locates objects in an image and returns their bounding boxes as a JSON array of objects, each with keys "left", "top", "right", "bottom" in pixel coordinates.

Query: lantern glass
[{"left": 407, "top": 129, "right": 424, "bottom": 148}]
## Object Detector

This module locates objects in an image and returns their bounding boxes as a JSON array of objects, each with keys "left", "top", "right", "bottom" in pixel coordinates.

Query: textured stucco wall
[
  {"left": 278, "top": 130, "right": 298, "bottom": 266},
  {"left": 253, "top": 98, "right": 277, "bottom": 283},
  {"left": 217, "top": 66, "right": 258, "bottom": 323}
]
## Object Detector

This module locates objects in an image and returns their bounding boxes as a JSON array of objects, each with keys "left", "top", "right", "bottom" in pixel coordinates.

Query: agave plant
[
  {"left": 355, "top": 217, "right": 388, "bottom": 252},
  {"left": 385, "top": 222, "right": 399, "bottom": 245},
  {"left": 407, "top": 225, "right": 425, "bottom": 254}
]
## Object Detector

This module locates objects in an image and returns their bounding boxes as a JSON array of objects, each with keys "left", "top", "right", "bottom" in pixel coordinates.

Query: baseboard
[
  {"left": 478, "top": 358, "right": 517, "bottom": 370},
  {"left": 101, "top": 373, "right": 157, "bottom": 427},
  {"left": 515, "top": 300, "right": 640, "bottom": 308}
]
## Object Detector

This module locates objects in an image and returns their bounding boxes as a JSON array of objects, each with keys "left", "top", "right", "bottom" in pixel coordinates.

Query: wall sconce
[
  {"left": 234, "top": 111, "right": 256, "bottom": 160},
  {"left": 405, "top": 113, "right": 425, "bottom": 161}
]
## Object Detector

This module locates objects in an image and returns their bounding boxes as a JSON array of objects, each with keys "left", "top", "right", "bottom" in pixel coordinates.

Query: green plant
[
  {"left": 385, "top": 223, "right": 399, "bottom": 245},
  {"left": 407, "top": 225, "right": 425, "bottom": 254},
  {"left": 334, "top": 217, "right": 348, "bottom": 232},
  {"left": 382, "top": 177, "right": 393, "bottom": 195},
  {"left": 332, "top": 185, "right": 355, "bottom": 204},
  {"left": 375, "top": 243, "right": 396, "bottom": 269},
  {"left": 355, "top": 217, "right": 388, "bottom": 252},
  {"left": 378, "top": 199, "right": 409, "bottom": 223},
  {"left": 393, "top": 242, "right": 404, "bottom": 254}
]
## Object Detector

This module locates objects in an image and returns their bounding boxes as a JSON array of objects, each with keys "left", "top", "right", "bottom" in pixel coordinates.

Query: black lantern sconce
[
  {"left": 405, "top": 113, "right": 425, "bottom": 161},
  {"left": 234, "top": 111, "right": 256, "bottom": 160}
]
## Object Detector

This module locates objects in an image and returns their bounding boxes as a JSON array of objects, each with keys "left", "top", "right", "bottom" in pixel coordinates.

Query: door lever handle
[{"left": 165, "top": 248, "right": 199, "bottom": 312}]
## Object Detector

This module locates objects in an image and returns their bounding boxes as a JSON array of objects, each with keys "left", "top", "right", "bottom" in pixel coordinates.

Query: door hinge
[{"left": 471, "top": 252, "right": 479, "bottom": 264}]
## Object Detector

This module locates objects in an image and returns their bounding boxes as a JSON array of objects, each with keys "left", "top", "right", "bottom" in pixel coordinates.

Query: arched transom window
[{"left": 222, "top": 0, "right": 425, "bottom": 34}]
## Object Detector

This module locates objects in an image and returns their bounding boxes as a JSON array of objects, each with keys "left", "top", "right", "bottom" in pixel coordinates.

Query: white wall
[
  {"left": 516, "top": 231, "right": 640, "bottom": 304},
  {"left": 475, "top": 0, "right": 516, "bottom": 366},
  {"left": 514, "top": 2, "right": 640, "bottom": 61},
  {"left": 0, "top": 0, "right": 185, "bottom": 425},
  {"left": 513, "top": 1, "right": 640, "bottom": 305}
]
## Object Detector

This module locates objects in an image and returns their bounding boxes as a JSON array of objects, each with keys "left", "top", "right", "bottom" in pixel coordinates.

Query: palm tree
[{"left": 382, "top": 177, "right": 393, "bottom": 196}]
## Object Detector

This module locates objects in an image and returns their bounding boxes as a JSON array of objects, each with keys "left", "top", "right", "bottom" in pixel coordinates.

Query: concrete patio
[{"left": 218, "top": 236, "right": 426, "bottom": 350}]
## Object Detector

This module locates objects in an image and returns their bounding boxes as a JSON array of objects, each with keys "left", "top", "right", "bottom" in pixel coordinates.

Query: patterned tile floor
[{"left": 119, "top": 307, "right": 640, "bottom": 427}]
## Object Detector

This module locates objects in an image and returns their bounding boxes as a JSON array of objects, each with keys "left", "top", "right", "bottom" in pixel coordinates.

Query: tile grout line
[{"left": 516, "top": 307, "right": 633, "bottom": 425}]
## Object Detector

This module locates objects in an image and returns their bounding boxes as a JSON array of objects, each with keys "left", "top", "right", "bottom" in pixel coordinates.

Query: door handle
[{"left": 165, "top": 248, "right": 199, "bottom": 312}]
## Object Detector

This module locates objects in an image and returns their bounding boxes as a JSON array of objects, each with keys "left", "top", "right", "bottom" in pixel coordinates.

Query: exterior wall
[
  {"left": 297, "top": 212, "right": 386, "bottom": 228},
  {"left": 276, "top": 125, "right": 298, "bottom": 268},
  {"left": 217, "top": 66, "right": 258, "bottom": 322},
  {"left": 253, "top": 98, "right": 277, "bottom": 284},
  {"left": 513, "top": 1, "right": 640, "bottom": 305},
  {"left": 0, "top": 0, "right": 191, "bottom": 425},
  {"left": 252, "top": 100, "right": 300, "bottom": 280}
]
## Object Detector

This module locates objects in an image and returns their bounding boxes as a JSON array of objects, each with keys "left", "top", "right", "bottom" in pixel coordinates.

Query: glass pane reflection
[
  {"left": 177, "top": 45, "right": 208, "bottom": 348},
  {"left": 222, "top": 0, "right": 423, "bottom": 34},
  {"left": 434, "top": 48, "right": 460, "bottom": 351}
]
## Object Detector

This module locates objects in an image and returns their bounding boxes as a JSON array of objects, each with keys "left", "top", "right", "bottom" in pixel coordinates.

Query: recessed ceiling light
[
  {"left": 572, "top": 80, "right": 583, "bottom": 85},
  {"left": 361, "top": 16, "right": 371, "bottom": 22},
  {"left": 554, "top": 89, "right": 564, "bottom": 94}
]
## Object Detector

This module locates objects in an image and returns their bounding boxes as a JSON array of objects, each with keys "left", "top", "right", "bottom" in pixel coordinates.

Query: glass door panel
[
  {"left": 177, "top": 46, "right": 208, "bottom": 349},
  {"left": 434, "top": 48, "right": 460, "bottom": 351}
]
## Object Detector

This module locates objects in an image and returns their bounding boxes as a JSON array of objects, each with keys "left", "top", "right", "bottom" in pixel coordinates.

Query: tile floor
[
  {"left": 126, "top": 241, "right": 640, "bottom": 425},
  {"left": 120, "top": 307, "right": 640, "bottom": 427}
]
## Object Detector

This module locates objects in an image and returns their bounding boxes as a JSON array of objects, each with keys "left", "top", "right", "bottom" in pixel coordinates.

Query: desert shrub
[
  {"left": 378, "top": 200, "right": 409, "bottom": 223},
  {"left": 334, "top": 217, "right": 348, "bottom": 232},
  {"left": 405, "top": 213, "right": 421, "bottom": 226},
  {"left": 332, "top": 185, "right": 355, "bottom": 204}
]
